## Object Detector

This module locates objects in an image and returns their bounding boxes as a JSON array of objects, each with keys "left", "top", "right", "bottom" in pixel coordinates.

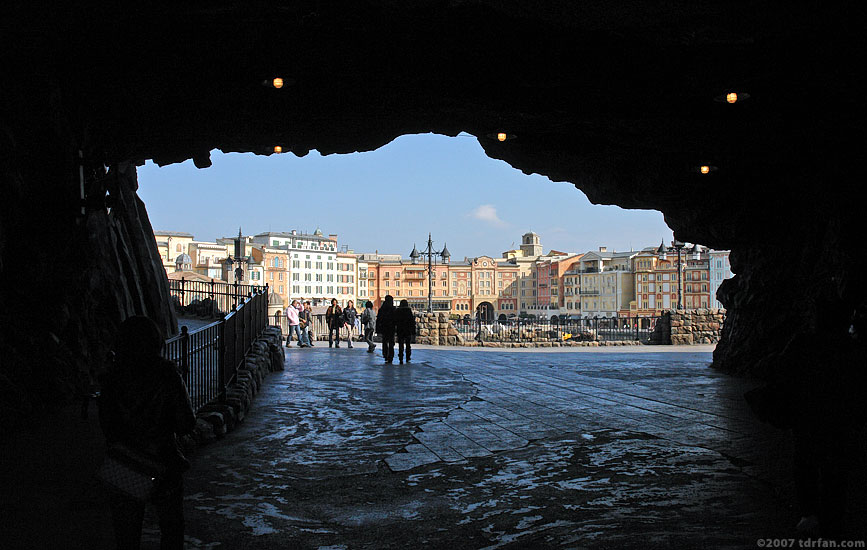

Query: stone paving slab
[{"left": 155, "top": 345, "right": 867, "bottom": 549}]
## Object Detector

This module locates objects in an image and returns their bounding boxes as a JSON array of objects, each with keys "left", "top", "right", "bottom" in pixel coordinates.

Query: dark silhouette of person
[
  {"left": 375, "top": 295, "right": 396, "bottom": 364},
  {"left": 395, "top": 299, "right": 416, "bottom": 364},
  {"left": 99, "top": 316, "right": 196, "bottom": 550},
  {"left": 326, "top": 298, "right": 343, "bottom": 347}
]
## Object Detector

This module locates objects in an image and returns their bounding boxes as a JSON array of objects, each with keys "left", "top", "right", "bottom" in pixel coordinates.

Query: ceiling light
[
  {"left": 697, "top": 165, "right": 718, "bottom": 174},
  {"left": 715, "top": 91, "right": 750, "bottom": 103},
  {"left": 272, "top": 78, "right": 284, "bottom": 89},
  {"left": 486, "top": 132, "right": 516, "bottom": 142},
  {"left": 273, "top": 146, "right": 283, "bottom": 154}
]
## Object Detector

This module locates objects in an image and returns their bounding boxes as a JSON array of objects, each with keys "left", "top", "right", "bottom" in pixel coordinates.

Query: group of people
[
  {"left": 284, "top": 299, "right": 316, "bottom": 347},
  {"left": 286, "top": 295, "right": 416, "bottom": 364}
]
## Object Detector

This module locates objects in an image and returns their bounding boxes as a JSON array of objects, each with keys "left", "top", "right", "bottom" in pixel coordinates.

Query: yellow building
[
  {"left": 154, "top": 231, "right": 195, "bottom": 271},
  {"left": 577, "top": 248, "right": 636, "bottom": 318},
  {"left": 188, "top": 241, "right": 227, "bottom": 279}
]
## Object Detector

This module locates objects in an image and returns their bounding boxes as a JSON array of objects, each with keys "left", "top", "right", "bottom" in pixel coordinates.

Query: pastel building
[
  {"left": 682, "top": 245, "right": 711, "bottom": 310},
  {"left": 154, "top": 231, "right": 195, "bottom": 271},
  {"left": 577, "top": 247, "right": 637, "bottom": 318},
  {"left": 336, "top": 252, "right": 358, "bottom": 306},
  {"left": 709, "top": 250, "right": 732, "bottom": 309},
  {"left": 187, "top": 241, "right": 227, "bottom": 279},
  {"left": 630, "top": 242, "right": 713, "bottom": 314},
  {"left": 358, "top": 251, "right": 520, "bottom": 320}
]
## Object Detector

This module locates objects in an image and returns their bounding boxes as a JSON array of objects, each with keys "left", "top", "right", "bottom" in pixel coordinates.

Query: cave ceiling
[{"left": 3, "top": 1, "right": 860, "bottom": 247}]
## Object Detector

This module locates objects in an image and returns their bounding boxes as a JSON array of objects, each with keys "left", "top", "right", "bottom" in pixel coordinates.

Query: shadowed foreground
[{"left": 137, "top": 345, "right": 861, "bottom": 549}]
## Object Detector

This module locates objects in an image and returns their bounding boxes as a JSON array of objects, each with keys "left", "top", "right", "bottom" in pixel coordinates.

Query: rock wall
[
  {"left": 670, "top": 310, "right": 725, "bottom": 345},
  {"left": 182, "top": 327, "right": 284, "bottom": 449},
  {"left": 414, "top": 313, "right": 464, "bottom": 346},
  {"left": 649, "top": 310, "right": 726, "bottom": 345},
  {"left": 0, "top": 95, "right": 176, "bottom": 432}
]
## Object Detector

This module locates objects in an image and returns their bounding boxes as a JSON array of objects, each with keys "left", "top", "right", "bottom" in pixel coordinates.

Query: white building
[
  {"left": 252, "top": 229, "right": 343, "bottom": 305},
  {"left": 709, "top": 249, "right": 733, "bottom": 310}
]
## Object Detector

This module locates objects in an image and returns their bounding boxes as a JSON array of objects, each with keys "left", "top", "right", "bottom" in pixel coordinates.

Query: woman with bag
[
  {"left": 98, "top": 316, "right": 196, "bottom": 550},
  {"left": 343, "top": 300, "right": 358, "bottom": 348}
]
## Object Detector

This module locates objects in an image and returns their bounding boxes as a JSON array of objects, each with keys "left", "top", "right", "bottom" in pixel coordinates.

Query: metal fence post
[
  {"left": 180, "top": 325, "right": 189, "bottom": 381},
  {"left": 218, "top": 317, "right": 227, "bottom": 403}
]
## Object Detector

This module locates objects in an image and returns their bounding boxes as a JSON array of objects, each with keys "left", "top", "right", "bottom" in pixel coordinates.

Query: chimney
[{"left": 599, "top": 246, "right": 607, "bottom": 252}]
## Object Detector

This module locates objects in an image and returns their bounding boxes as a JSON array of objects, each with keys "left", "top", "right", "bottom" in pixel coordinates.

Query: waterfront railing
[
  {"left": 165, "top": 284, "right": 268, "bottom": 412},
  {"left": 168, "top": 278, "right": 263, "bottom": 318}
]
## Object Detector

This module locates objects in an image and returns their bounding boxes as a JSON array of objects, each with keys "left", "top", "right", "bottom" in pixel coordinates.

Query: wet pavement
[{"left": 154, "top": 345, "right": 862, "bottom": 549}]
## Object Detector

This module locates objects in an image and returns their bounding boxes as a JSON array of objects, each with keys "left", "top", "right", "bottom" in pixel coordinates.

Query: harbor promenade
[{"left": 163, "top": 345, "right": 849, "bottom": 549}]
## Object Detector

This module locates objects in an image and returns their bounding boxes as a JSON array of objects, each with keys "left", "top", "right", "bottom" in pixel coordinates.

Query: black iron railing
[
  {"left": 165, "top": 285, "right": 269, "bottom": 412},
  {"left": 168, "top": 278, "right": 264, "bottom": 318},
  {"left": 451, "top": 315, "right": 660, "bottom": 344}
]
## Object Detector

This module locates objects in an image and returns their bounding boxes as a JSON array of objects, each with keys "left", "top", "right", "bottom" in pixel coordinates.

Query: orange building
[
  {"left": 630, "top": 243, "right": 710, "bottom": 315},
  {"left": 358, "top": 253, "right": 519, "bottom": 320}
]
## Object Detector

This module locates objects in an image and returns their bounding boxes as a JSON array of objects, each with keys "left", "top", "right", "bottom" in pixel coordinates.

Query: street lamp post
[
  {"left": 672, "top": 240, "right": 685, "bottom": 310},
  {"left": 410, "top": 234, "right": 450, "bottom": 313},
  {"left": 226, "top": 227, "right": 252, "bottom": 308}
]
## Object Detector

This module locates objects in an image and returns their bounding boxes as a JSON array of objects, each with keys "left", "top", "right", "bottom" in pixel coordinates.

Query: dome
[
  {"left": 269, "top": 292, "right": 284, "bottom": 306},
  {"left": 313, "top": 227, "right": 323, "bottom": 236},
  {"left": 175, "top": 253, "right": 192, "bottom": 264}
]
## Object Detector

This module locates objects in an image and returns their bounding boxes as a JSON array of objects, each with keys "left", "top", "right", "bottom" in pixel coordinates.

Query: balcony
[{"left": 579, "top": 289, "right": 600, "bottom": 295}]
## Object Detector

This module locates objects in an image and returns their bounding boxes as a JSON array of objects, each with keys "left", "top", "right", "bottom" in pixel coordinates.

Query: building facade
[
  {"left": 577, "top": 248, "right": 637, "bottom": 318},
  {"left": 154, "top": 231, "right": 195, "bottom": 272},
  {"left": 709, "top": 249, "right": 732, "bottom": 309}
]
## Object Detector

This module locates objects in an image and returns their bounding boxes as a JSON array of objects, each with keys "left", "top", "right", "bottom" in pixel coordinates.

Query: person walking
[
  {"left": 286, "top": 300, "right": 308, "bottom": 347},
  {"left": 395, "top": 299, "right": 416, "bottom": 364},
  {"left": 303, "top": 301, "right": 315, "bottom": 346},
  {"left": 299, "top": 301, "right": 314, "bottom": 347},
  {"left": 375, "top": 294, "right": 396, "bottom": 363},
  {"left": 99, "top": 316, "right": 196, "bottom": 550},
  {"left": 361, "top": 300, "right": 377, "bottom": 353},
  {"left": 326, "top": 298, "right": 343, "bottom": 348},
  {"left": 343, "top": 300, "right": 358, "bottom": 348}
]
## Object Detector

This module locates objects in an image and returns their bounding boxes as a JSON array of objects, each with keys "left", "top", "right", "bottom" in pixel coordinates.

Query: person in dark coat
[
  {"left": 375, "top": 294, "right": 396, "bottom": 364},
  {"left": 395, "top": 299, "right": 416, "bottom": 364},
  {"left": 99, "top": 316, "right": 196, "bottom": 550},
  {"left": 325, "top": 298, "right": 343, "bottom": 348},
  {"left": 343, "top": 300, "right": 358, "bottom": 348}
]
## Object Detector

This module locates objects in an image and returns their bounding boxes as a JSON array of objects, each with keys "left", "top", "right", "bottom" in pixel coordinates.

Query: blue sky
[{"left": 138, "top": 133, "right": 673, "bottom": 260}]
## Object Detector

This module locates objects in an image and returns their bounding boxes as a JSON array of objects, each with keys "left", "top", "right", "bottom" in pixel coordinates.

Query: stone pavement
[{"left": 151, "top": 345, "right": 863, "bottom": 548}]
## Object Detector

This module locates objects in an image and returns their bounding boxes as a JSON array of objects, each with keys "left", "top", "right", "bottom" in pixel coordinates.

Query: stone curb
[{"left": 180, "top": 326, "right": 284, "bottom": 454}]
